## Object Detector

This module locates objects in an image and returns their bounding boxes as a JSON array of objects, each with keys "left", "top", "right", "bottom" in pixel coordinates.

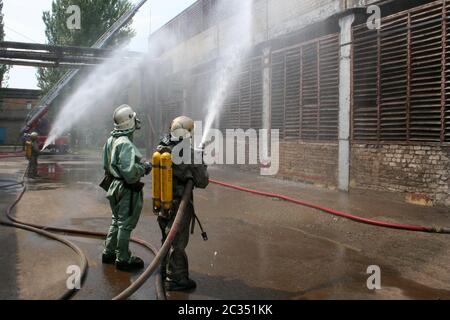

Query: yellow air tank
[
  {"left": 25, "top": 141, "right": 32, "bottom": 159},
  {"left": 152, "top": 152, "right": 162, "bottom": 213},
  {"left": 160, "top": 152, "right": 173, "bottom": 215}
]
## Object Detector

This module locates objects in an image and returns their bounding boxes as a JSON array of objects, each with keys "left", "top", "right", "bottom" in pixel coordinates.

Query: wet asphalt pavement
[{"left": 1, "top": 154, "right": 449, "bottom": 300}]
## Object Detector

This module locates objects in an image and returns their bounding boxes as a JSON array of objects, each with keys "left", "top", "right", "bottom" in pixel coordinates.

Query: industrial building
[
  {"left": 0, "top": 88, "right": 41, "bottom": 145},
  {"left": 2, "top": 0, "right": 450, "bottom": 302},
  {"left": 144, "top": 0, "right": 450, "bottom": 207}
]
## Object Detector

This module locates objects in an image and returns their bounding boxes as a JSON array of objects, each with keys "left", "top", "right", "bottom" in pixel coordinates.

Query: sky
[{"left": 2, "top": 0, "right": 197, "bottom": 89}]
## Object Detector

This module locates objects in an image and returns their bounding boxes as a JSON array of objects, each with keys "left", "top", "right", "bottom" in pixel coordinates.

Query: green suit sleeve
[
  {"left": 115, "top": 142, "right": 145, "bottom": 184},
  {"left": 102, "top": 143, "right": 108, "bottom": 172}
]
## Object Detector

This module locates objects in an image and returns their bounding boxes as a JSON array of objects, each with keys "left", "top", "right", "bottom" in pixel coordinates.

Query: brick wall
[
  {"left": 0, "top": 120, "right": 23, "bottom": 145},
  {"left": 277, "top": 141, "right": 338, "bottom": 187},
  {"left": 226, "top": 140, "right": 338, "bottom": 188},
  {"left": 1, "top": 98, "right": 35, "bottom": 111},
  {"left": 351, "top": 144, "right": 450, "bottom": 207},
  {"left": 0, "top": 94, "right": 40, "bottom": 145},
  {"left": 234, "top": 141, "right": 450, "bottom": 207}
]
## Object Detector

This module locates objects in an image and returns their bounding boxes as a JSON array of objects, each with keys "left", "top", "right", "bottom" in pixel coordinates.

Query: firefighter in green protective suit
[
  {"left": 156, "top": 116, "right": 209, "bottom": 291},
  {"left": 101, "top": 105, "right": 152, "bottom": 272}
]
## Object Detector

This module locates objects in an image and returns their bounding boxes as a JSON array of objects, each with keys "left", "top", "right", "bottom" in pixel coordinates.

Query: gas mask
[{"left": 135, "top": 118, "right": 142, "bottom": 130}]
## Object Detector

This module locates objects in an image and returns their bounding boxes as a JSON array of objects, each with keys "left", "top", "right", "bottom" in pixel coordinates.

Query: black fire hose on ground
[
  {"left": 0, "top": 184, "right": 88, "bottom": 300},
  {"left": 0, "top": 219, "right": 89, "bottom": 300},
  {"left": 1, "top": 163, "right": 170, "bottom": 300},
  {"left": 1, "top": 171, "right": 89, "bottom": 300},
  {"left": 4, "top": 190, "right": 167, "bottom": 300}
]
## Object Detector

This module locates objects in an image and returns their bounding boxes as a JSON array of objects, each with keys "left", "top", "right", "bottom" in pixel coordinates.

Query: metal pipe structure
[
  {"left": 0, "top": 58, "right": 96, "bottom": 69},
  {"left": 0, "top": 41, "right": 142, "bottom": 57},
  {"left": 21, "top": 0, "right": 148, "bottom": 135},
  {"left": 0, "top": 41, "right": 142, "bottom": 68}
]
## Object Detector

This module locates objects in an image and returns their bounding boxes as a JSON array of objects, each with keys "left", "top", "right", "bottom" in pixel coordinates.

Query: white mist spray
[
  {"left": 201, "top": 0, "right": 254, "bottom": 144},
  {"left": 44, "top": 1, "right": 254, "bottom": 150},
  {"left": 43, "top": 47, "right": 145, "bottom": 151}
]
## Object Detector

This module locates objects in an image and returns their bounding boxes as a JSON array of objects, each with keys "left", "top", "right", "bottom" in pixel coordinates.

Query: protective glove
[{"left": 142, "top": 161, "right": 152, "bottom": 175}]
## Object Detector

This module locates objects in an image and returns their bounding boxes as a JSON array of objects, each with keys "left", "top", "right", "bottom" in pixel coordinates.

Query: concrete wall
[{"left": 159, "top": 0, "right": 381, "bottom": 74}]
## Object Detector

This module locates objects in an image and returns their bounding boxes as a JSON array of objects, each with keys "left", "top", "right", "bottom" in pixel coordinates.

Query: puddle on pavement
[
  {"left": 27, "top": 161, "right": 102, "bottom": 189},
  {"left": 0, "top": 183, "right": 23, "bottom": 194},
  {"left": 10, "top": 157, "right": 450, "bottom": 300},
  {"left": 296, "top": 270, "right": 450, "bottom": 300},
  {"left": 65, "top": 235, "right": 158, "bottom": 300},
  {"left": 175, "top": 216, "right": 450, "bottom": 300}
]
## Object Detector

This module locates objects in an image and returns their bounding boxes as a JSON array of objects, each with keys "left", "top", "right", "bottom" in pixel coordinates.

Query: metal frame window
[{"left": 352, "top": 0, "right": 450, "bottom": 144}]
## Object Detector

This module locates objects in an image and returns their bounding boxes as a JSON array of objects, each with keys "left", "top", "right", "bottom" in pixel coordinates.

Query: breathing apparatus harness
[
  {"left": 152, "top": 135, "right": 208, "bottom": 241},
  {"left": 24, "top": 133, "right": 38, "bottom": 160},
  {"left": 24, "top": 141, "right": 33, "bottom": 160}
]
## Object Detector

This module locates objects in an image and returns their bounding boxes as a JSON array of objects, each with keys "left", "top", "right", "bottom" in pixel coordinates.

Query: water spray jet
[{"left": 201, "top": 0, "right": 254, "bottom": 144}]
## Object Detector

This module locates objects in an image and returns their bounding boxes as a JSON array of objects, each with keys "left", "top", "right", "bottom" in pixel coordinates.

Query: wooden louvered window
[
  {"left": 270, "top": 51, "right": 286, "bottom": 137},
  {"left": 353, "top": 0, "right": 450, "bottom": 143},
  {"left": 250, "top": 58, "right": 263, "bottom": 129},
  {"left": 270, "top": 34, "right": 340, "bottom": 141},
  {"left": 185, "top": 71, "right": 213, "bottom": 119},
  {"left": 220, "top": 56, "right": 264, "bottom": 130},
  {"left": 158, "top": 76, "right": 184, "bottom": 129}
]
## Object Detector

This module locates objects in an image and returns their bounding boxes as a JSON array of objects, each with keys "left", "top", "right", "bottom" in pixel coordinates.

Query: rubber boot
[
  {"left": 165, "top": 278, "right": 197, "bottom": 292},
  {"left": 102, "top": 253, "right": 116, "bottom": 264},
  {"left": 116, "top": 256, "right": 144, "bottom": 272},
  {"left": 115, "top": 229, "right": 144, "bottom": 272}
]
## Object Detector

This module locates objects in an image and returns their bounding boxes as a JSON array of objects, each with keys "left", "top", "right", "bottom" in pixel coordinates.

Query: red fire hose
[{"left": 210, "top": 179, "right": 450, "bottom": 234}]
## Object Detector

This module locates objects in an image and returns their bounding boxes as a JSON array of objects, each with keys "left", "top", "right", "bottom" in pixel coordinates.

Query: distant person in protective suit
[
  {"left": 156, "top": 116, "right": 209, "bottom": 291},
  {"left": 26, "top": 132, "right": 40, "bottom": 178},
  {"left": 101, "top": 105, "right": 152, "bottom": 272}
]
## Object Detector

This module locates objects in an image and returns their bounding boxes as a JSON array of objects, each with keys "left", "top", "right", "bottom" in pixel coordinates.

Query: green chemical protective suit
[{"left": 102, "top": 128, "right": 146, "bottom": 264}]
